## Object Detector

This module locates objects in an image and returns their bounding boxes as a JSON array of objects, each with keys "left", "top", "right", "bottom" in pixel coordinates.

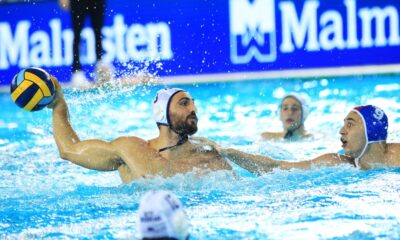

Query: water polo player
[
  {"left": 49, "top": 77, "right": 231, "bottom": 183},
  {"left": 222, "top": 105, "right": 399, "bottom": 173},
  {"left": 261, "top": 93, "right": 313, "bottom": 140},
  {"left": 138, "top": 190, "right": 190, "bottom": 240}
]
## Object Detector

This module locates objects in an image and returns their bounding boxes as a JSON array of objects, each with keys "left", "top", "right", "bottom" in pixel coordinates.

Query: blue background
[{"left": 0, "top": 0, "right": 399, "bottom": 84}]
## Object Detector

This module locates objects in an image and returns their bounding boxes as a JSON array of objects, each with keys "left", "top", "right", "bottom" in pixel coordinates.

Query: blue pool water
[{"left": 1, "top": 75, "right": 400, "bottom": 239}]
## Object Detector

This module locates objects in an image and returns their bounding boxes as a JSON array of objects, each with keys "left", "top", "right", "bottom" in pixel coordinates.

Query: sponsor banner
[{"left": 0, "top": 0, "right": 399, "bottom": 84}]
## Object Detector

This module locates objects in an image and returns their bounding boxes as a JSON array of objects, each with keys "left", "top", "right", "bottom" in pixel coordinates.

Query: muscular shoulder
[
  {"left": 112, "top": 136, "right": 149, "bottom": 147},
  {"left": 388, "top": 143, "right": 400, "bottom": 152},
  {"left": 387, "top": 143, "right": 400, "bottom": 165},
  {"left": 261, "top": 132, "right": 283, "bottom": 140},
  {"left": 111, "top": 136, "right": 161, "bottom": 159},
  {"left": 191, "top": 136, "right": 215, "bottom": 144},
  {"left": 190, "top": 137, "right": 220, "bottom": 150}
]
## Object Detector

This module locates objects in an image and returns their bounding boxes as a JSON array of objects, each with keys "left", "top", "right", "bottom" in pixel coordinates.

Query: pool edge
[{"left": 1, "top": 63, "right": 400, "bottom": 92}]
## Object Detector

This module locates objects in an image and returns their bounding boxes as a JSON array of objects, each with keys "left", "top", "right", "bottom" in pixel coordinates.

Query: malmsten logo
[{"left": 229, "top": 0, "right": 400, "bottom": 64}]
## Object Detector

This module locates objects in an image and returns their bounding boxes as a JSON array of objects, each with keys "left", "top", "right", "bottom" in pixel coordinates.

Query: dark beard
[{"left": 170, "top": 112, "right": 198, "bottom": 136}]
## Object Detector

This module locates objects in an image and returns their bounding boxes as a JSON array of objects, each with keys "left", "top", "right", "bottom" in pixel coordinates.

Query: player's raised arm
[{"left": 49, "top": 76, "right": 122, "bottom": 171}]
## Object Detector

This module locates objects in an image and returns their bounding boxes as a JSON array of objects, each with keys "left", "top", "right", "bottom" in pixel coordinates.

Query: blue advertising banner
[{"left": 0, "top": 0, "right": 400, "bottom": 84}]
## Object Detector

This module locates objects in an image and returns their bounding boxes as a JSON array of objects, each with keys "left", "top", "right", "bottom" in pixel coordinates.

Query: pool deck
[
  {"left": 159, "top": 64, "right": 400, "bottom": 84},
  {"left": 1, "top": 64, "right": 400, "bottom": 92}
]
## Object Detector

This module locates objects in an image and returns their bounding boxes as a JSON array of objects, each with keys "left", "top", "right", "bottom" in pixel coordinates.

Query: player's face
[
  {"left": 280, "top": 97, "right": 302, "bottom": 131},
  {"left": 169, "top": 91, "right": 198, "bottom": 136},
  {"left": 339, "top": 111, "right": 366, "bottom": 158}
]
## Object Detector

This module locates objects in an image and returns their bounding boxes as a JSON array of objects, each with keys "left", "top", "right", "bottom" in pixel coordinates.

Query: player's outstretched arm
[{"left": 49, "top": 76, "right": 122, "bottom": 171}]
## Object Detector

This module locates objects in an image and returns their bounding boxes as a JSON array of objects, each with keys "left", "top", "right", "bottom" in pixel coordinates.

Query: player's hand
[{"left": 47, "top": 75, "right": 65, "bottom": 109}]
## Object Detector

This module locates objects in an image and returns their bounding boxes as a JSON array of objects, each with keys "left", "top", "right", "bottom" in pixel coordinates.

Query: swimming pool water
[{"left": 1, "top": 74, "right": 400, "bottom": 239}]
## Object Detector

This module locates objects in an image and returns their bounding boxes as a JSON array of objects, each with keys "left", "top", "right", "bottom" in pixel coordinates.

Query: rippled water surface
[{"left": 1, "top": 75, "right": 400, "bottom": 239}]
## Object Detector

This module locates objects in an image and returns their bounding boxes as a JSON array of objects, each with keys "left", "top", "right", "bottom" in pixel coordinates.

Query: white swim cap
[
  {"left": 153, "top": 88, "right": 184, "bottom": 126},
  {"left": 138, "top": 190, "right": 189, "bottom": 240},
  {"left": 282, "top": 93, "right": 310, "bottom": 123}
]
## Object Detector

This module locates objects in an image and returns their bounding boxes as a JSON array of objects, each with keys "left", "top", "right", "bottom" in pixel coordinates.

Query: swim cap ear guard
[
  {"left": 153, "top": 88, "right": 184, "bottom": 126},
  {"left": 352, "top": 105, "right": 388, "bottom": 167}
]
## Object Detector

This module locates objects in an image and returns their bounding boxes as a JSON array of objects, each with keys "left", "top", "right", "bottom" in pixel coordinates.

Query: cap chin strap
[
  {"left": 282, "top": 102, "right": 305, "bottom": 139},
  {"left": 354, "top": 142, "right": 368, "bottom": 168},
  {"left": 354, "top": 140, "right": 386, "bottom": 168},
  {"left": 352, "top": 109, "right": 369, "bottom": 169},
  {"left": 159, "top": 134, "right": 188, "bottom": 152},
  {"left": 158, "top": 112, "right": 190, "bottom": 152},
  {"left": 284, "top": 130, "right": 294, "bottom": 139},
  {"left": 284, "top": 123, "right": 303, "bottom": 139}
]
